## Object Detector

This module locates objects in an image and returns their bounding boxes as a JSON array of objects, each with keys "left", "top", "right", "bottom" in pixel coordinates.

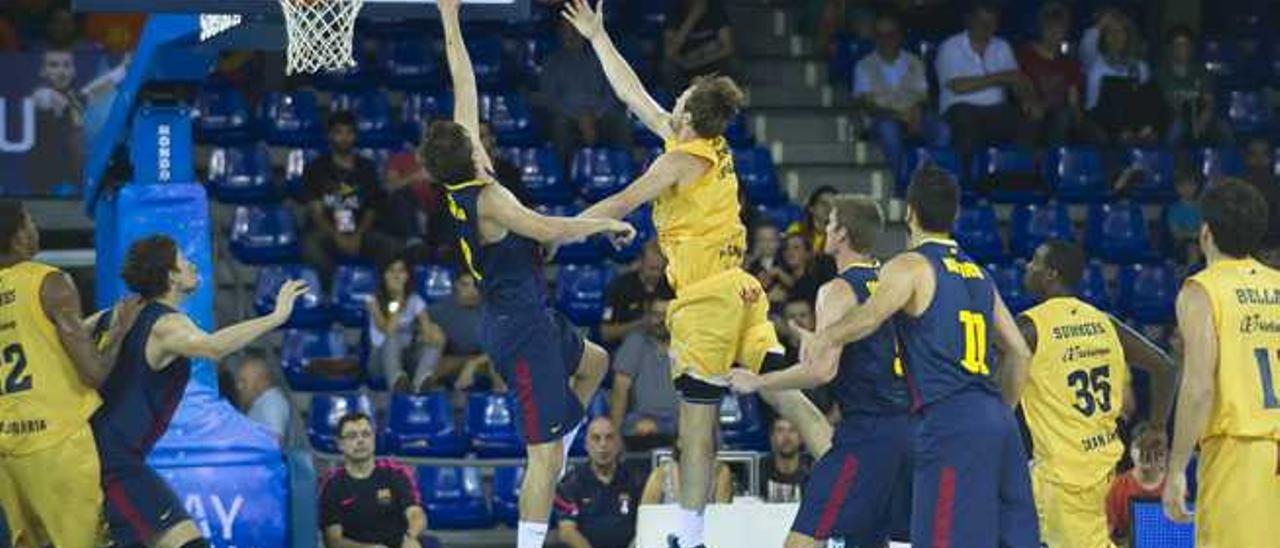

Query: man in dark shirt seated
[
  {"left": 756, "top": 418, "right": 813, "bottom": 503},
  {"left": 319, "top": 412, "right": 429, "bottom": 548},
  {"left": 300, "top": 110, "right": 402, "bottom": 288},
  {"left": 555, "top": 417, "right": 645, "bottom": 548},
  {"left": 601, "top": 240, "right": 674, "bottom": 345}
]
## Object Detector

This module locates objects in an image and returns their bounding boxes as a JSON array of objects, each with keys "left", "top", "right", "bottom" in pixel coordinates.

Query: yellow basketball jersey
[
  {"left": 654, "top": 136, "right": 747, "bottom": 293},
  {"left": 1021, "top": 297, "right": 1128, "bottom": 486},
  {"left": 0, "top": 261, "right": 101, "bottom": 456},
  {"left": 1186, "top": 258, "right": 1280, "bottom": 440}
]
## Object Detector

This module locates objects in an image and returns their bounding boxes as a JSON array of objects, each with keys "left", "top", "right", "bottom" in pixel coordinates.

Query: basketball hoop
[{"left": 278, "top": 0, "right": 365, "bottom": 75}]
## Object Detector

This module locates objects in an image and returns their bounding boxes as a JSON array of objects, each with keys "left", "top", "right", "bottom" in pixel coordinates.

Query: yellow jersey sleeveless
[
  {"left": 1021, "top": 297, "right": 1128, "bottom": 485},
  {"left": 1187, "top": 258, "right": 1280, "bottom": 440},
  {"left": 0, "top": 261, "right": 101, "bottom": 456},
  {"left": 654, "top": 136, "right": 747, "bottom": 293}
]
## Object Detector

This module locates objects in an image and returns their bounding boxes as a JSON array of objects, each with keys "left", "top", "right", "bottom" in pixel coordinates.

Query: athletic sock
[
  {"left": 517, "top": 521, "right": 549, "bottom": 548},
  {"left": 676, "top": 507, "right": 706, "bottom": 547}
]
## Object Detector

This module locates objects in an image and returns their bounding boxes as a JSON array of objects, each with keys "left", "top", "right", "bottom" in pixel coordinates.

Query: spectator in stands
[
  {"left": 28, "top": 48, "right": 127, "bottom": 195},
  {"left": 601, "top": 240, "right": 674, "bottom": 345},
  {"left": 367, "top": 254, "right": 446, "bottom": 393},
  {"left": 1085, "top": 14, "right": 1163, "bottom": 146},
  {"left": 1078, "top": 6, "right": 1125, "bottom": 71},
  {"left": 320, "top": 412, "right": 429, "bottom": 548},
  {"left": 234, "top": 351, "right": 291, "bottom": 439},
  {"left": 935, "top": 2, "right": 1035, "bottom": 159},
  {"left": 1106, "top": 423, "right": 1168, "bottom": 546},
  {"left": 300, "top": 111, "right": 400, "bottom": 288},
  {"left": 541, "top": 20, "right": 632, "bottom": 165},
  {"left": 555, "top": 417, "right": 646, "bottom": 548},
  {"left": 776, "top": 234, "right": 825, "bottom": 305},
  {"left": 814, "top": 0, "right": 875, "bottom": 57},
  {"left": 641, "top": 437, "right": 734, "bottom": 505},
  {"left": 788, "top": 186, "right": 838, "bottom": 279},
  {"left": 1166, "top": 172, "right": 1203, "bottom": 265},
  {"left": 853, "top": 12, "right": 936, "bottom": 169},
  {"left": 757, "top": 418, "right": 812, "bottom": 503},
  {"left": 777, "top": 298, "right": 835, "bottom": 415},
  {"left": 663, "top": 0, "right": 738, "bottom": 88},
  {"left": 385, "top": 134, "right": 442, "bottom": 260},
  {"left": 1016, "top": 2, "right": 1088, "bottom": 146},
  {"left": 1157, "top": 26, "right": 1232, "bottom": 147},
  {"left": 609, "top": 298, "right": 680, "bottom": 443},
  {"left": 1242, "top": 138, "right": 1280, "bottom": 267},
  {"left": 428, "top": 271, "right": 504, "bottom": 391},
  {"left": 748, "top": 223, "right": 784, "bottom": 297}
]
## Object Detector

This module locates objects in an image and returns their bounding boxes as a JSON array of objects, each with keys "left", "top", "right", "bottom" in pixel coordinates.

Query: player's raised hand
[
  {"left": 270, "top": 280, "right": 311, "bottom": 323},
  {"left": 562, "top": 0, "right": 606, "bottom": 41},
  {"left": 727, "top": 369, "right": 764, "bottom": 394},
  {"left": 1162, "top": 471, "right": 1192, "bottom": 523},
  {"left": 604, "top": 219, "right": 637, "bottom": 249},
  {"left": 436, "top": 0, "right": 461, "bottom": 17}
]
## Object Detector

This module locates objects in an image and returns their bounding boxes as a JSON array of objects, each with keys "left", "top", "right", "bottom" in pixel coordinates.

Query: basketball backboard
[{"left": 73, "top": 0, "right": 528, "bottom": 20}]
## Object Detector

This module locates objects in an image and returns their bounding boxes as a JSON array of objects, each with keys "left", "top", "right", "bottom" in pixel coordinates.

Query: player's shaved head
[
  {"left": 1041, "top": 240, "right": 1085, "bottom": 287},
  {"left": 1200, "top": 178, "right": 1269, "bottom": 257},
  {"left": 420, "top": 120, "right": 478, "bottom": 187},
  {"left": 684, "top": 75, "right": 744, "bottom": 138},
  {"left": 905, "top": 166, "right": 960, "bottom": 234},
  {"left": 829, "top": 194, "right": 883, "bottom": 254},
  {"left": 0, "top": 201, "right": 27, "bottom": 255}
]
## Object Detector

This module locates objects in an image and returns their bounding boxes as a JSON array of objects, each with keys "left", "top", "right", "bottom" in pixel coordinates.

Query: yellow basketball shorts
[
  {"left": 1031, "top": 464, "right": 1115, "bottom": 548},
  {"left": 667, "top": 268, "right": 781, "bottom": 386},
  {"left": 0, "top": 424, "right": 103, "bottom": 548},
  {"left": 1195, "top": 436, "right": 1280, "bottom": 548}
]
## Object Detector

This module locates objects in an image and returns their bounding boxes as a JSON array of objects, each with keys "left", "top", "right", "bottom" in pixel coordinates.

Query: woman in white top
[
  {"left": 1085, "top": 14, "right": 1163, "bottom": 146},
  {"left": 366, "top": 255, "right": 445, "bottom": 392}
]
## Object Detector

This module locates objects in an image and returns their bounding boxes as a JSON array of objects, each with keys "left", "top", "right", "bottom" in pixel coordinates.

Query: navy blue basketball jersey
[
  {"left": 833, "top": 263, "right": 909, "bottom": 417},
  {"left": 91, "top": 302, "right": 191, "bottom": 454},
  {"left": 444, "top": 180, "right": 548, "bottom": 312},
  {"left": 896, "top": 239, "right": 1000, "bottom": 410}
]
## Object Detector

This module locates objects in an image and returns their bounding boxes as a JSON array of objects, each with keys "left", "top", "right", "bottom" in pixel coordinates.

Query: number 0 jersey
[
  {"left": 1020, "top": 296, "right": 1127, "bottom": 486},
  {"left": 1186, "top": 258, "right": 1280, "bottom": 440},
  {"left": 0, "top": 261, "right": 101, "bottom": 455}
]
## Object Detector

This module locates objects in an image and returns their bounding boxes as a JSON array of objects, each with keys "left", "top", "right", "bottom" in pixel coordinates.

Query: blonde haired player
[
  {"left": 1164, "top": 179, "right": 1280, "bottom": 547},
  {"left": 1018, "top": 240, "right": 1178, "bottom": 548},
  {"left": 562, "top": 1, "right": 832, "bottom": 546}
]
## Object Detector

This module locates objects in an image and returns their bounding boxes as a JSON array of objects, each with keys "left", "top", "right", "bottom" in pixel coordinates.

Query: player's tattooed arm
[
  {"left": 1165, "top": 281, "right": 1216, "bottom": 524},
  {"left": 481, "top": 183, "right": 636, "bottom": 244},
  {"left": 150, "top": 280, "right": 308, "bottom": 365},
  {"left": 41, "top": 272, "right": 141, "bottom": 387},
  {"left": 731, "top": 280, "right": 852, "bottom": 393},
  {"left": 438, "top": 0, "right": 494, "bottom": 173},
  {"left": 991, "top": 291, "right": 1032, "bottom": 407},
  {"left": 579, "top": 151, "right": 707, "bottom": 221},
  {"left": 1110, "top": 314, "right": 1180, "bottom": 429}
]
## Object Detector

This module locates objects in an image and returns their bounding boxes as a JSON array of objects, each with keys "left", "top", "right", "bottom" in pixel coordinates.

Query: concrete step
[
  {"left": 751, "top": 111, "right": 852, "bottom": 144},
  {"left": 745, "top": 84, "right": 833, "bottom": 108},
  {"left": 781, "top": 165, "right": 890, "bottom": 200},
  {"left": 738, "top": 32, "right": 813, "bottom": 57},
  {"left": 742, "top": 57, "right": 826, "bottom": 88},
  {"left": 726, "top": 5, "right": 790, "bottom": 39},
  {"left": 769, "top": 141, "right": 857, "bottom": 166}
]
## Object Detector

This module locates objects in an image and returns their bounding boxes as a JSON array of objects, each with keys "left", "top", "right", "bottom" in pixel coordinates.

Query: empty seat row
[
  {"left": 985, "top": 260, "right": 1181, "bottom": 322},
  {"left": 954, "top": 201, "right": 1168, "bottom": 264}
]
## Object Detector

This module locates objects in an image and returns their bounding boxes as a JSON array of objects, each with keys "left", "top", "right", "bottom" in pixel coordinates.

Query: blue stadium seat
[
  {"left": 953, "top": 202, "right": 1004, "bottom": 263},
  {"left": 1194, "top": 147, "right": 1245, "bottom": 179},
  {"left": 1008, "top": 203, "right": 1073, "bottom": 258},
  {"left": 401, "top": 93, "right": 454, "bottom": 142},
  {"left": 284, "top": 147, "right": 322, "bottom": 199},
  {"left": 306, "top": 392, "right": 373, "bottom": 451},
  {"left": 418, "top": 467, "right": 493, "bottom": 529},
  {"left": 229, "top": 206, "right": 300, "bottom": 265},
  {"left": 261, "top": 91, "right": 324, "bottom": 147},
  {"left": 536, "top": 204, "right": 606, "bottom": 264},
  {"left": 332, "top": 264, "right": 377, "bottom": 327},
  {"left": 1043, "top": 146, "right": 1106, "bottom": 202},
  {"left": 1202, "top": 38, "right": 1242, "bottom": 84},
  {"left": 972, "top": 146, "right": 1043, "bottom": 203},
  {"left": 492, "top": 467, "right": 524, "bottom": 527},
  {"left": 556, "top": 263, "right": 612, "bottom": 326},
  {"left": 1086, "top": 202, "right": 1152, "bottom": 264},
  {"left": 829, "top": 36, "right": 874, "bottom": 86},
  {"left": 482, "top": 93, "right": 536, "bottom": 145},
  {"left": 467, "top": 36, "right": 506, "bottom": 88},
  {"left": 987, "top": 261, "right": 1036, "bottom": 314},
  {"left": 1078, "top": 261, "right": 1112, "bottom": 312},
  {"left": 253, "top": 264, "right": 331, "bottom": 327},
  {"left": 1116, "top": 262, "right": 1179, "bottom": 323},
  {"left": 331, "top": 92, "right": 398, "bottom": 148},
  {"left": 610, "top": 204, "right": 656, "bottom": 263},
  {"left": 194, "top": 86, "right": 255, "bottom": 145},
  {"left": 1123, "top": 148, "right": 1176, "bottom": 203},
  {"left": 720, "top": 394, "right": 767, "bottom": 451},
  {"left": 1224, "top": 88, "right": 1275, "bottom": 136},
  {"left": 385, "top": 393, "right": 469, "bottom": 457},
  {"left": 725, "top": 115, "right": 753, "bottom": 148},
  {"left": 503, "top": 147, "right": 572, "bottom": 205},
  {"left": 899, "top": 147, "right": 964, "bottom": 196},
  {"left": 414, "top": 264, "right": 455, "bottom": 304},
  {"left": 382, "top": 39, "right": 442, "bottom": 90},
  {"left": 571, "top": 148, "right": 635, "bottom": 201},
  {"left": 466, "top": 392, "right": 524, "bottom": 458},
  {"left": 754, "top": 203, "right": 804, "bottom": 231},
  {"left": 734, "top": 147, "right": 785, "bottom": 206},
  {"left": 207, "top": 144, "right": 279, "bottom": 204},
  {"left": 283, "top": 328, "right": 363, "bottom": 392}
]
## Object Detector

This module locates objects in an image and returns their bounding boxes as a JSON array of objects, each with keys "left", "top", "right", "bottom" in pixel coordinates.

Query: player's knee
[
  {"left": 525, "top": 441, "right": 565, "bottom": 480},
  {"left": 580, "top": 343, "right": 608, "bottom": 378}
]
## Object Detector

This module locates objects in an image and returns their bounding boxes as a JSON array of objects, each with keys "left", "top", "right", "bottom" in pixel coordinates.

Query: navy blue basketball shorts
[
  {"left": 791, "top": 414, "right": 912, "bottom": 544},
  {"left": 911, "top": 390, "right": 1040, "bottom": 548},
  {"left": 484, "top": 308, "right": 586, "bottom": 445},
  {"left": 97, "top": 448, "right": 190, "bottom": 546}
]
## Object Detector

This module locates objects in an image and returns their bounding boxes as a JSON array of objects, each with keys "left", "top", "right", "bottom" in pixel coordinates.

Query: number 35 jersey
[
  {"left": 1020, "top": 296, "right": 1127, "bottom": 486},
  {"left": 1187, "top": 258, "right": 1280, "bottom": 441},
  {"left": 0, "top": 261, "right": 101, "bottom": 456}
]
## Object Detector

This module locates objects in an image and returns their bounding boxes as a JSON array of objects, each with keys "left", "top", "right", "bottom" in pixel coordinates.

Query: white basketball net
[{"left": 278, "top": 0, "right": 365, "bottom": 75}]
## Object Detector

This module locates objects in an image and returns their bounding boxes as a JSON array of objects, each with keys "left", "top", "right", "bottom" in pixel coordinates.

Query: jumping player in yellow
[
  {"left": 562, "top": 2, "right": 831, "bottom": 546},
  {"left": 0, "top": 200, "right": 140, "bottom": 548},
  {"left": 1019, "top": 240, "right": 1179, "bottom": 548},
  {"left": 1164, "top": 179, "right": 1280, "bottom": 547}
]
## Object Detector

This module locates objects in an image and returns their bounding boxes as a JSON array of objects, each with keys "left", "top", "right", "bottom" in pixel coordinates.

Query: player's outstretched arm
[
  {"left": 815, "top": 253, "right": 922, "bottom": 352},
  {"left": 991, "top": 291, "right": 1032, "bottom": 407},
  {"left": 1165, "top": 281, "right": 1217, "bottom": 523},
  {"left": 579, "top": 151, "right": 706, "bottom": 220},
  {"left": 562, "top": 0, "right": 674, "bottom": 141},
  {"left": 480, "top": 183, "right": 636, "bottom": 245},
  {"left": 42, "top": 272, "right": 142, "bottom": 387},
  {"left": 730, "top": 280, "right": 852, "bottom": 394},
  {"left": 1110, "top": 315, "right": 1181, "bottom": 429},
  {"left": 438, "top": 0, "right": 494, "bottom": 172},
  {"left": 151, "top": 281, "right": 308, "bottom": 364}
]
